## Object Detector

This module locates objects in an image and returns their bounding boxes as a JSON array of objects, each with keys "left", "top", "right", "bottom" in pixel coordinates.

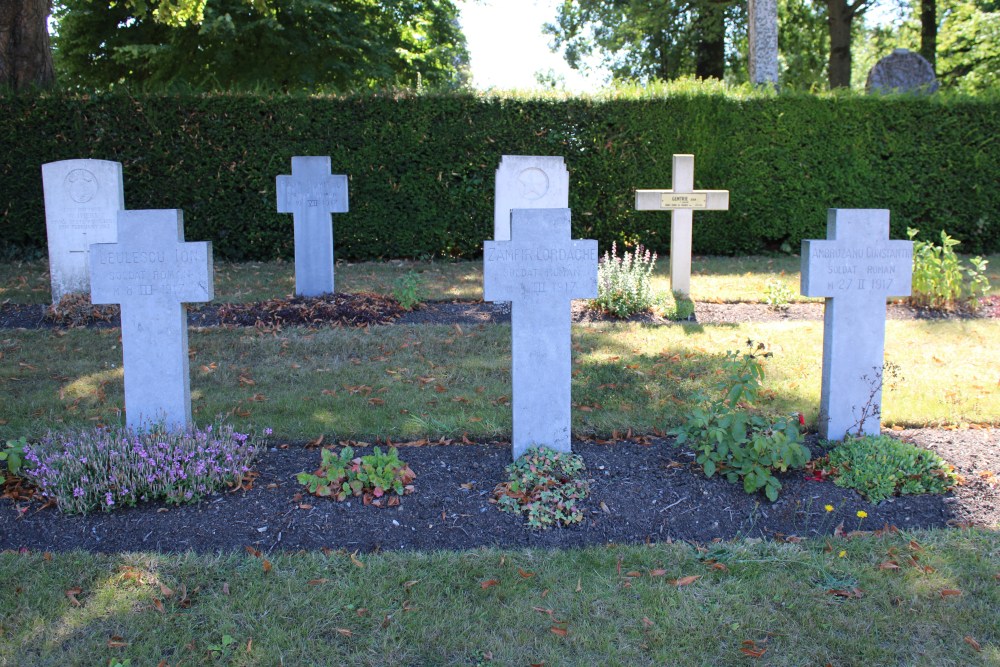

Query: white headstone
[
  {"left": 634, "top": 154, "right": 729, "bottom": 296},
  {"left": 90, "top": 210, "right": 214, "bottom": 431},
  {"left": 866, "top": 48, "right": 939, "bottom": 95},
  {"left": 276, "top": 156, "right": 349, "bottom": 297},
  {"left": 801, "top": 209, "right": 913, "bottom": 441},
  {"left": 42, "top": 159, "right": 125, "bottom": 303},
  {"left": 493, "top": 156, "right": 569, "bottom": 242},
  {"left": 483, "top": 208, "right": 597, "bottom": 459},
  {"left": 748, "top": 0, "right": 779, "bottom": 85}
]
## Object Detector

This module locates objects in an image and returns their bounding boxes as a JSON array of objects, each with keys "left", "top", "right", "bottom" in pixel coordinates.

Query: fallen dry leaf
[
  {"left": 670, "top": 575, "right": 701, "bottom": 587},
  {"left": 65, "top": 587, "right": 83, "bottom": 607},
  {"left": 350, "top": 551, "right": 365, "bottom": 568},
  {"left": 307, "top": 579, "right": 330, "bottom": 586},
  {"left": 107, "top": 635, "right": 128, "bottom": 649},
  {"left": 649, "top": 569, "right": 667, "bottom": 577},
  {"left": 480, "top": 579, "right": 500, "bottom": 590},
  {"left": 262, "top": 559, "right": 272, "bottom": 573},
  {"left": 518, "top": 568, "right": 535, "bottom": 579},
  {"left": 963, "top": 635, "right": 982, "bottom": 652},
  {"left": 940, "top": 589, "right": 963, "bottom": 597},
  {"left": 550, "top": 626, "right": 568, "bottom": 637},
  {"left": 336, "top": 628, "right": 353, "bottom": 637}
]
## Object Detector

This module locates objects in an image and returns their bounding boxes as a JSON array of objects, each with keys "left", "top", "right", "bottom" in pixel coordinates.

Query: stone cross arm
[{"left": 276, "top": 156, "right": 348, "bottom": 215}]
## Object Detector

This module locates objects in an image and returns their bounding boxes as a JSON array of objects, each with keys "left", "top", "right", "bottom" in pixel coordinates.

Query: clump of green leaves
[
  {"left": 591, "top": 241, "right": 658, "bottom": 318},
  {"left": 297, "top": 446, "right": 415, "bottom": 507},
  {"left": 908, "top": 227, "right": 991, "bottom": 311},
  {"left": 763, "top": 279, "right": 795, "bottom": 310},
  {"left": 392, "top": 271, "right": 425, "bottom": 311},
  {"left": 494, "top": 446, "right": 589, "bottom": 528},
  {"left": 814, "top": 435, "right": 957, "bottom": 503},
  {"left": 670, "top": 340, "right": 809, "bottom": 501},
  {"left": 0, "top": 436, "right": 28, "bottom": 484}
]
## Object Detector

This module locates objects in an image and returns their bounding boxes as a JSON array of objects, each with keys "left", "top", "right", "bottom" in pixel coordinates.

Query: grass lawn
[
  {"left": 1, "top": 531, "right": 997, "bottom": 666},
  {"left": 1, "top": 256, "right": 998, "bottom": 665},
  {"left": 3, "top": 253, "right": 998, "bottom": 304}
]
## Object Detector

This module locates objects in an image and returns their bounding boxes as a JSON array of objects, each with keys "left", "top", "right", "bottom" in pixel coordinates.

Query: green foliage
[
  {"left": 907, "top": 227, "right": 992, "bottom": 310},
  {"left": 0, "top": 436, "right": 28, "bottom": 484},
  {"left": 392, "top": 271, "right": 425, "bottom": 311},
  {"left": 591, "top": 242, "right": 658, "bottom": 318},
  {"left": 763, "top": 279, "right": 795, "bottom": 310},
  {"left": 816, "top": 434, "right": 957, "bottom": 503},
  {"left": 53, "top": 0, "right": 468, "bottom": 92},
  {"left": 494, "top": 446, "right": 589, "bottom": 529},
  {"left": 297, "top": 446, "right": 415, "bottom": 506},
  {"left": 670, "top": 340, "right": 809, "bottom": 501},
  {"left": 1, "top": 90, "right": 1000, "bottom": 261}
]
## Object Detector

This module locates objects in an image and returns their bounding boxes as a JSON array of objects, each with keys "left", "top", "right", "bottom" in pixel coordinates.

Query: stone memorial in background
[
  {"left": 42, "top": 159, "right": 125, "bottom": 303},
  {"left": 635, "top": 154, "right": 729, "bottom": 296},
  {"left": 866, "top": 49, "right": 939, "bottom": 95},
  {"left": 276, "top": 156, "right": 349, "bottom": 297},
  {"left": 748, "top": 0, "right": 779, "bottom": 86},
  {"left": 801, "top": 209, "right": 913, "bottom": 441},
  {"left": 493, "top": 156, "right": 569, "bottom": 242},
  {"left": 483, "top": 208, "right": 597, "bottom": 459},
  {"left": 90, "top": 209, "right": 214, "bottom": 431}
]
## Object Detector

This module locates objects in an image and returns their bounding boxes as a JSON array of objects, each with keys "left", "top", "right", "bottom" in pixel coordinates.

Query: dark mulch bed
[{"left": 1, "top": 429, "right": 996, "bottom": 555}]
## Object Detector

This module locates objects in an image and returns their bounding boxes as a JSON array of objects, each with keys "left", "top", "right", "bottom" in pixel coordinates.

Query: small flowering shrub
[
  {"left": 907, "top": 227, "right": 991, "bottom": 310},
  {"left": 763, "top": 279, "right": 795, "bottom": 310},
  {"left": 494, "top": 446, "right": 589, "bottom": 528},
  {"left": 814, "top": 435, "right": 957, "bottom": 503},
  {"left": 670, "top": 340, "right": 809, "bottom": 502},
  {"left": 591, "top": 241, "right": 658, "bottom": 318},
  {"left": 22, "top": 423, "right": 267, "bottom": 514},
  {"left": 297, "top": 446, "right": 415, "bottom": 507}
]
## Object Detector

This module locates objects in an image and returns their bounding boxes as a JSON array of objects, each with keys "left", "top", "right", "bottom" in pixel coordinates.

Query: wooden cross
[
  {"left": 90, "top": 209, "right": 214, "bottom": 431},
  {"left": 635, "top": 154, "right": 729, "bottom": 295}
]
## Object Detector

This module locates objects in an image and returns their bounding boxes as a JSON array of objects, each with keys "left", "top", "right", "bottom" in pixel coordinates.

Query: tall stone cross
[
  {"left": 276, "top": 156, "right": 349, "bottom": 297},
  {"left": 493, "top": 155, "right": 569, "bottom": 242},
  {"left": 635, "top": 154, "right": 729, "bottom": 296},
  {"left": 483, "top": 209, "right": 598, "bottom": 459},
  {"left": 90, "top": 210, "right": 214, "bottom": 431},
  {"left": 801, "top": 209, "right": 913, "bottom": 441}
]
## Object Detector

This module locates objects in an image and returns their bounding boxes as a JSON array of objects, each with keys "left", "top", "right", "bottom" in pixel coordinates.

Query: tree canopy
[{"left": 53, "top": 0, "right": 469, "bottom": 92}]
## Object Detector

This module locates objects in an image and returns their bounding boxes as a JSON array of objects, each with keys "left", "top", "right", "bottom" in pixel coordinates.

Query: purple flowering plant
[{"left": 22, "top": 422, "right": 268, "bottom": 515}]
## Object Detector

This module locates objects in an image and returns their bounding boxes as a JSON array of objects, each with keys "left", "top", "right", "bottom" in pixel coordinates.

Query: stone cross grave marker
[
  {"left": 494, "top": 156, "right": 569, "bottom": 242},
  {"left": 276, "top": 156, "right": 349, "bottom": 297},
  {"left": 801, "top": 209, "right": 913, "bottom": 441},
  {"left": 484, "top": 208, "right": 597, "bottom": 459},
  {"left": 635, "top": 154, "right": 729, "bottom": 296},
  {"left": 42, "top": 159, "right": 125, "bottom": 303},
  {"left": 90, "top": 209, "right": 214, "bottom": 431}
]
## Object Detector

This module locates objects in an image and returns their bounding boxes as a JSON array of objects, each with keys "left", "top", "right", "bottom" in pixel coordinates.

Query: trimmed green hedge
[{"left": 1, "top": 91, "right": 997, "bottom": 261}]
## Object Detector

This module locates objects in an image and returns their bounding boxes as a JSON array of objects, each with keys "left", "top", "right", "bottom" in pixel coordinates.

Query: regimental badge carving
[
  {"left": 517, "top": 168, "right": 549, "bottom": 201},
  {"left": 65, "top": 169, "right": 99, "bottom": 204}
]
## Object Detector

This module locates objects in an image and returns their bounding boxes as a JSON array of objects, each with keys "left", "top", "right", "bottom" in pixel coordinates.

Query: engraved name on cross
[
  {"left": 801, "top": 209, "right": 913, "bottom": 441},
  {"left": 90, "top": 210, "right": 214, "bottom": 431},
  {"left": 635, "top": 154, "right": 729, "bottom": 296},
  {"left": 484, "top": 209, "right": 598, "bottom": 459},
  {"left": 277, "top": 156, "right": 349, "bottom": 297}
]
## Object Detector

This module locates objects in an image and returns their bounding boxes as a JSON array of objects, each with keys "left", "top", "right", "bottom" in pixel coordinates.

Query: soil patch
[{"left": 1, "top": 429, "right": 995, "bottom": 555}]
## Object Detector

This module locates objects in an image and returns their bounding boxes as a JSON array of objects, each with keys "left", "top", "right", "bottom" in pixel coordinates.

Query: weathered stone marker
[
  {"left": 90, "top": 210, "right": 214, "bottom": 431},
  {"left": 276, "top": 156, "right": 349, "bottom": 297},
  {"left": 42, "top": 159, "right": 125, "bottom": 303},
  {"left": 748, "top": 0, "right": 779, "bottom": 85},
  {"left": 801, "top": 209, "right": 913, "bottom": 441},
  {"left": 494, "top": 156, "right": 569, "bottom": 242},
  {"left": 635, "top": 154, "right": 729, "bottom": 296},
  {"left": 866, "top": 48, "right": 939, "bottom": 95},
  {"left": 483, "top": 208, "right": 597, "bottom": 459}
]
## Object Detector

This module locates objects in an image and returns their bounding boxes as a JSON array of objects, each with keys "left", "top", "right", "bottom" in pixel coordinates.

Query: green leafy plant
[
  {"left": 591, "top": 241, "right": 658, "bottom": 318},
  {"left": 297, "top": 446, "right": 416, "bottom": 507},
  {"left": 907, "top": 227, "right": 991, "bottom": 310},
  {"left": 392, "top": 271, "right": 425, "bottom": 311},
  {"left": 670, "top": 340, "right": 809, "bottom": 501},
  {"left": 207, "top": 634, "right": 237, "bottom": 660},
  {"left": 0, "top": 436, "right": 28, "bottom": 485},
  {"left": 763, "top": 279, "right": 795, "bottom": 310},
  {"left": 494, "top": 446, "right": 589, "bottom": 528},
  {"left": 813, "top": 434, "right": 957, "bottom": 503}
]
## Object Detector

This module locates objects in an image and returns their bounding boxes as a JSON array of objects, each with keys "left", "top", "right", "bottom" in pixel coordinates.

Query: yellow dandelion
[
  {"left": 857, "top": 510, "right": 868, "bottom": 519},
  {"left": 838, "top": 550, "right": 847, "bottom": 558},
  {"left": 825, "top": 504, "right": 834, "bottom": 512}
]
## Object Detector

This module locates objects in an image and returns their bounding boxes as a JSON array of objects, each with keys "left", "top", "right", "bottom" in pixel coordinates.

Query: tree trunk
[
  {"left": 826, "top": 0, "right": 854, "bottom": 88},
  {"left": 920, "top": 0, "right": 936, "bottom": 71},
  {"left": 695, "top": 0, "right": 727, "bottom": 79},
  {"left": 0, "top": 0, "right": 55, "bottom": 91}
]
